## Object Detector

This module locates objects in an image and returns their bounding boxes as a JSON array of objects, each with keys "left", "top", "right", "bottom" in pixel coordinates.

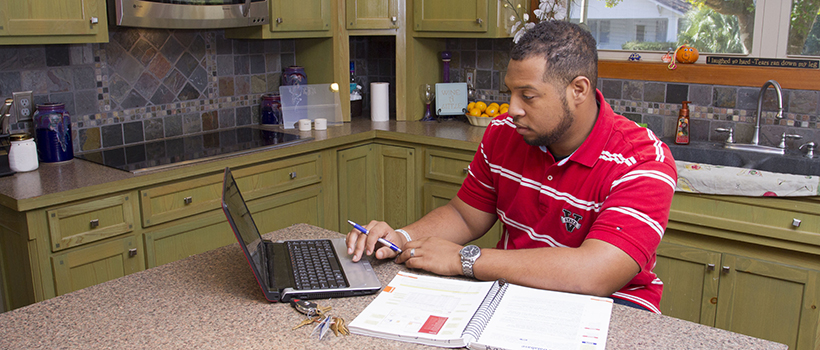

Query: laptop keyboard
[{"left": 287, "top": 240, "right": 349, "bottom": 290}]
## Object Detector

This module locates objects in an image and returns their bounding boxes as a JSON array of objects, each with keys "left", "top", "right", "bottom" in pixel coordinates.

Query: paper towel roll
[{"left": 370, "top": 82, "right": 389, "bottom": 122}]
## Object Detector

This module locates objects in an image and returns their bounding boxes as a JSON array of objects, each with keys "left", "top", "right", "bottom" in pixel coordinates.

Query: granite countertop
[
  {"left": 0, "top": 224, "right": 786, "bottom": 349},
  {"left": 0, "top": 118, "right": 487, "bottom": 211}
]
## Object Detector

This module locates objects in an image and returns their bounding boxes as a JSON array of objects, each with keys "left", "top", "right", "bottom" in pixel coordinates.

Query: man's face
[{"left": 504, "top": 57, "right": 574, "bottom": 148}]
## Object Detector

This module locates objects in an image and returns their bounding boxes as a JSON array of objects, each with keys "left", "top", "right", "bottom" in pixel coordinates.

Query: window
[{"left": 570, "top": 0, "right": 817, "bottom": 60}]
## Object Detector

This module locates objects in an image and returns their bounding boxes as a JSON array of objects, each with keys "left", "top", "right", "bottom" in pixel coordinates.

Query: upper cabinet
[
  {"left": 0, "top": 0, "right": 109, "bottom": 45},
  {"left": 412, "top": 0, "right": 528, "bottom": 38},
  {"left": 347, "top": 0, "right": 400, "bottom": 30},
  {"left": 226, "top": 0, "right": 332, "bottom": 39}
]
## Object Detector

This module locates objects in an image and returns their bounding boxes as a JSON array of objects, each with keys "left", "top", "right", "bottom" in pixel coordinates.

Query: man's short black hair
[{"left": 510, "top": 21, "right": 598, "bottom": 91}]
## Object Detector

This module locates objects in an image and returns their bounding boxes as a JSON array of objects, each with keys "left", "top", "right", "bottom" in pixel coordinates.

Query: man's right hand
[{"left": 345, "top": 220, "right": 407, "bottom": 262}]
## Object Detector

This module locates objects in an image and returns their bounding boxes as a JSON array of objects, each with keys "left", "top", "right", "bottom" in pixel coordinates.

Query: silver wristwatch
[{"left": 459, "top": 245, "right": 481, "bottom": 278}]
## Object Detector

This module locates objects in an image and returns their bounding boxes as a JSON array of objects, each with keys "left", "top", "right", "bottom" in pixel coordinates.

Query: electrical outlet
[
  {"left": 13, "top": 91, "right": 33, "bottom": 122},
  {"left": 465, "top": 68, "right": 476, "bottom": 88}
]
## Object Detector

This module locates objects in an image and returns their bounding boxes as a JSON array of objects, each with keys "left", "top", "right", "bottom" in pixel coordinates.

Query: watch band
[
  {"left": 462, "top": 260, "right": 475, "bottom": 278},
  {"left": 395, "top": 229, "right": 412, "bottom": 243}
]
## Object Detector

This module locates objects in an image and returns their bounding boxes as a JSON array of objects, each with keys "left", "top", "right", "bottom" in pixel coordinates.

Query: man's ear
[{"left": 567, "top": 76, "right": 592, "bottom": 106}]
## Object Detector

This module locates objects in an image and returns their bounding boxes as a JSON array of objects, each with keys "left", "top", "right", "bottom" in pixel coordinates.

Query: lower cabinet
[
  {"left": 337, "top": 143, "right": 417, "bottom": 230},
  {"left": 656, "top": 240, "right": 820, "bottom": 350},
  {"left": 51, "top": 236, "right": 144, "bottom": 296}
]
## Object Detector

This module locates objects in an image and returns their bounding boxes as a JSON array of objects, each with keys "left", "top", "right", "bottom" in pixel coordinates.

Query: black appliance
[{"left": 76, "top": 127, "right": 308, "bottom": 174}]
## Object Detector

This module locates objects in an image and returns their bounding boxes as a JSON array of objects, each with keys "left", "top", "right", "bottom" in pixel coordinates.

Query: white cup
[
  {"left": 298, "top": 118, "right": 312, "bottom": 131},
  {"left": 314, "top": 118, "right": 327, "bottom": 130}
]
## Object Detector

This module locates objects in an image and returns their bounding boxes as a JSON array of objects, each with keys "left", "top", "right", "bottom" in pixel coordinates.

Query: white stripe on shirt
[
  {"left": 606, "top": 206, "right": 665, "bottom": 239},
  {"left": 611, "top": 170, "right": 677, "bottom": 191},
  {"left": 612, "top": 292, "right": 661, "bottom": 314},
  {"left": 497, "top": 209, "right": 569, "bottom": 247}
]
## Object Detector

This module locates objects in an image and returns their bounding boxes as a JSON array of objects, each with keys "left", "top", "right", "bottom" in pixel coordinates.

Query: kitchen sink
[{"left": 665, "top": 139, "right": 820, "bottom": 177}]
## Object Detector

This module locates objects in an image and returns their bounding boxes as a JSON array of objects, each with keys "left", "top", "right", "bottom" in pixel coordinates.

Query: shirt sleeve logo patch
[{"left": 561, "top": 209, "right": 584, "bottom": 232}]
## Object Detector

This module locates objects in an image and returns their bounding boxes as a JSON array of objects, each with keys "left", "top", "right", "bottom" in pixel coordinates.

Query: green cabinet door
[
  {"left": 414, "top": 0, "right": 488, "bottom": 32},
  {"left": 51, "top": 236, "right": 144, "bottom": 296},
  {"left": 422, "top": 181, "right": 501, "bottom": 248},
  {"left": 337, "top": 144, "right": 416, "bottom": 231},
  {"left": 715, "top": 254, "right": 820, "bottom": 350},
  {"left": 654, "top": 242, "right": 720, "bottom": 325},
  {"left": 347, "top": 0, "right": 399, "bottom": 29},
  {"left": 0, "top": 0, "right": 108, "bottom": 44},
  {"left": 144, "top": 213, "right": 234, "bottom": 268},
  {"left": 271, "top": 0, "right": 331, "bottom": 32}
]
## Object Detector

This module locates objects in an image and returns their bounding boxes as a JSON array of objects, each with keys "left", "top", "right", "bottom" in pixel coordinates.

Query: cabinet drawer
[
  {"left": 52, "top": 235, "right": 143, "bottom": 296},
  {"left": 670, "top": 194, "right": 820, "bottom": 245},
  {"left": 47, "top": 193, "right": 135, "bottom": 252},
  {"left": 425, "top": 148, "right": 474, "bottom": 184},
  {"left": 140, "top": 153, "right": 322, "bottom": 227}
]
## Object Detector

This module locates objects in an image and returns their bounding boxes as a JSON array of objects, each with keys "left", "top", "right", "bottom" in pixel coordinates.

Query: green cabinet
[
  {"left": 337, "top": 143, "right": 417, "bottom": 231},
  {"left": 657, "top": 193, "right": 820, "bottom": 350},
  {"left": 0, "top": 0, "right": 108, "bottom": 45},
  {"left": 412, "top": 0, "right": 527, "bottom": 38},
  {"left": 51, "top": 236, "right": 143, "bottom": 296},
  {"left": 347, "top": 0, "right": 399, "bottom": 30},
  {"left": 226, "top": 0, "right": 331, "bottom": 39}
]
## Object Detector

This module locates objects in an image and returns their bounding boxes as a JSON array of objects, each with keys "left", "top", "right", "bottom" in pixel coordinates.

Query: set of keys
[{"left": 290, "top": 299, "right": 349, "bottom": 338}]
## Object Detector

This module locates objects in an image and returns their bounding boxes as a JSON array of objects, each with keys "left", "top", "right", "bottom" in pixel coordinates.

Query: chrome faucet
[{"left": 751, "top": 80, "right": 784, "bottom": 146}]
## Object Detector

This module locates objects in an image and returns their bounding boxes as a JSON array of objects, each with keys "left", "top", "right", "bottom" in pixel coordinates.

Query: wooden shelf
[{"left": 599, "top": 60, "right": 820, "bottom": 91}]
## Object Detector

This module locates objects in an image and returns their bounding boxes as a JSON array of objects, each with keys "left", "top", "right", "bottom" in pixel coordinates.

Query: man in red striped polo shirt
[{"left": 347, "top": 21, "right": 677, "bottom": 313}]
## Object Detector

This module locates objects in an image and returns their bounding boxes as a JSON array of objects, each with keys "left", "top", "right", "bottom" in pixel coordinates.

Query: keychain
[{"left": 289, "top": 299, "right": 348, "bottom": 337}]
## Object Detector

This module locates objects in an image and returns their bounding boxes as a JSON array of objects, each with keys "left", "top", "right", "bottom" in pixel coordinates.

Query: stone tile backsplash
[
  {"left": 445, "top": 37, "right": 820, "bottom": 150},
  {"left": 0, "top": 28, "right": 294, "bottom": 154},
  {"left": 3, "top": 34, "right": 820, "bottom": 155}
]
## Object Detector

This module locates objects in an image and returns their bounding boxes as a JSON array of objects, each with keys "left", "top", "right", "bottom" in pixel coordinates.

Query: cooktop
[{"left": 76, "top": 126, "right": 308, "bottom": 174}]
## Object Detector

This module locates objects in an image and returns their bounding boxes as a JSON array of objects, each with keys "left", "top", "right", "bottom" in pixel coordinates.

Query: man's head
[
  {"left": 504, "top": 21, "right": 599, "bottom": 156},
  {"left": 510, "top": 21, "right": 598, "bottom": 91}
]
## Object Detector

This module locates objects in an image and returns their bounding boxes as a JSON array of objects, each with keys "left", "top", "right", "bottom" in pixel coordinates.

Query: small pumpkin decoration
[{"left": 675, "top": 45, "right": 699, "bottom": 64}]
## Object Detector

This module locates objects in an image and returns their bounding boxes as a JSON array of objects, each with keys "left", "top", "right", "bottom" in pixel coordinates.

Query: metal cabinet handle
[
  {"left": 90, "top": 17, "right": 99, "bottom": 24},
  {"left": 722, "top": 266, "right": 731, "bottom": 273},
  {"left": 391, "top": 16, "right": 397, "bottom": 23},
  {"left": 706, "top": 264, "right": 715, "bottom": 271},
  {"left": 90, "top": 219, "right": 99, "bottom": 229},
  {"left": 289, "top": 172, "right": 297, "bottom": 179},
  {"left": 129, "top": 248, "right": 137, "bottom": 257},
  {"left": 476, "top": 18, "right": 483, "bottom": 25},
  {"left": 276, "top": 18, "right": 283, "bottom": 24},
  {"left": 183, "top": 196, "right": 193, "bottom": 205},
  {"left": 793, "top": 218, "right": 802, "bottom": 227},
  {"left": 462, "top": 168, "right": 469, "bottom": 174}
]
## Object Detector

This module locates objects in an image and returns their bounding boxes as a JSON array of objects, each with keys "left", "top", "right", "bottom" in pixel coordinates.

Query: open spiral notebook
[{"left": 349, "top": 272, "right": 613, "bottom": 350}]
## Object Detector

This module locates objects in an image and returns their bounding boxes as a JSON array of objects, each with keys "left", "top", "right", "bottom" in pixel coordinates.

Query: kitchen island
[{"left": 0, "top": 224, "right": 787, "bottom": 349}]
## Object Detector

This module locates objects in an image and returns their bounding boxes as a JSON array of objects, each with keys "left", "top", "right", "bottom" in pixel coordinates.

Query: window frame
[{"left": 569, "top": 0, "right": 803, "bottom": 62}]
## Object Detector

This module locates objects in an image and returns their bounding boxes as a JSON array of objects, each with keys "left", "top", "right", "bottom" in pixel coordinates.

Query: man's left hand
[{"left": 395, "top": 237, "right": 464, "bottom": 276}]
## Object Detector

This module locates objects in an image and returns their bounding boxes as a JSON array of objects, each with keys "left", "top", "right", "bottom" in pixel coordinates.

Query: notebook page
[
  {"left": 472, "top": 285, "right": 613, "bottom": 350},
  {"left": 349, "top": 272, "right": 495, "bottom": 348}
]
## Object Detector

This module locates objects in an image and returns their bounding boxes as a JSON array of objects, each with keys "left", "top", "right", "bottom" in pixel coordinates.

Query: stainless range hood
[{"left": 110, "top": 0, "right": 269, "bottom": 29}]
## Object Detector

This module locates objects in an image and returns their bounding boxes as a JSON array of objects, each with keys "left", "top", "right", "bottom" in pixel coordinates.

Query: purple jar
[
  {"left": 260, "top": 93, "right": 282, "bottom": 125},
  {"left": 34, "top": 103, "right": 74, "bottom": 163},
  {"left": 281, "top": 66, "right": 307, "bottom": 86}
]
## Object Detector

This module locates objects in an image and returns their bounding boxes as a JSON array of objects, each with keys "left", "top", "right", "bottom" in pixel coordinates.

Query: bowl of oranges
[{"left": 466, "top": 101, "right": 509, "bottom": 127}]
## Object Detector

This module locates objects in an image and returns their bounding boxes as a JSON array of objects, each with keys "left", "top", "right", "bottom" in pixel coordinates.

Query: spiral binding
[{"left": 461, "top": 279, "right": 509, "bottom": 344}]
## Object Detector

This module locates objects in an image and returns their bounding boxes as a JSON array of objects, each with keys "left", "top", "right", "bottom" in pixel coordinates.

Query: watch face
[{"left": 461, "top": 245, "right": 480, "bottom": 258}]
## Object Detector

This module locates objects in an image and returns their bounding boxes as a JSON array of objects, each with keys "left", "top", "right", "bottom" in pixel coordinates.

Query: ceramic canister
[
  {"left": 34, "top": 102, "right": 74, "bottom": 163},
  {"left": 8, "top": 133, "right": 38, "bottom": 172},
  {"left": 260, "top": 93, "right": 282, "bottom": 125},
  {"left": 281, "top": 66, "right": 307, "bottom": 86}
]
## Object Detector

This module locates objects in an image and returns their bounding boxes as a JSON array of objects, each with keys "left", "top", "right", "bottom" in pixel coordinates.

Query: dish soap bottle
[{"left": 675, "top": 101, "right": 691, "bottom": 145}]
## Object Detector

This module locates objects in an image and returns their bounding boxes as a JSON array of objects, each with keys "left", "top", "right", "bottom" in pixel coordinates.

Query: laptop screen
[{"left": 222, "top": 168, "right": 268, "bottom": 286}]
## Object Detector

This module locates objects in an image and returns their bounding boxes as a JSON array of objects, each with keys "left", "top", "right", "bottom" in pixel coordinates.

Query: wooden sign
[
  {"left": 706, "top": 56, "right": 819, "bottom": 69},
  {"left": 435, "top": 83, "right": 468, "bottom": 116}
]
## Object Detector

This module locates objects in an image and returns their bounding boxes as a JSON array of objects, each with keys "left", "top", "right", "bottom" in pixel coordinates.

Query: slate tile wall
[
  {"left": 446, "top": 38, "right": 820, "bottom": 150},
  {"left": 0, "top": 28, "right": 294, "bottom": 154}
]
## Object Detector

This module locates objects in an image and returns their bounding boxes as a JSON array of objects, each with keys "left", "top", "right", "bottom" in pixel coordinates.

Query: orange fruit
[
  {"left": 480, "top": 113, "right": 490, "bottom": 118},
  {"left": 499, "top": 107, "right": 509, "bottom": 115},
  {"left": 488, "top": 103, "right": 499, "bottom": 110},
  {"left": 500, "top": 103, "right": 509, "bottom": 110},
  {"left": 484, "top": 105, "right": 498, "bottom": 116},
  {"left": 467, "top": 102, "right": 475, "bottom": 111},
  {"left": 468, "top": 108, "right": 481, "bottom": 117},
  {"left": 475, "top": 101, "right": 487, "bottom": 112}
]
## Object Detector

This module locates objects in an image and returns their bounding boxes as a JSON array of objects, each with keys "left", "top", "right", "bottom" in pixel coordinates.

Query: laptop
[{"left": 221, "top": 167, "right": 381, "bottom": 302}]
